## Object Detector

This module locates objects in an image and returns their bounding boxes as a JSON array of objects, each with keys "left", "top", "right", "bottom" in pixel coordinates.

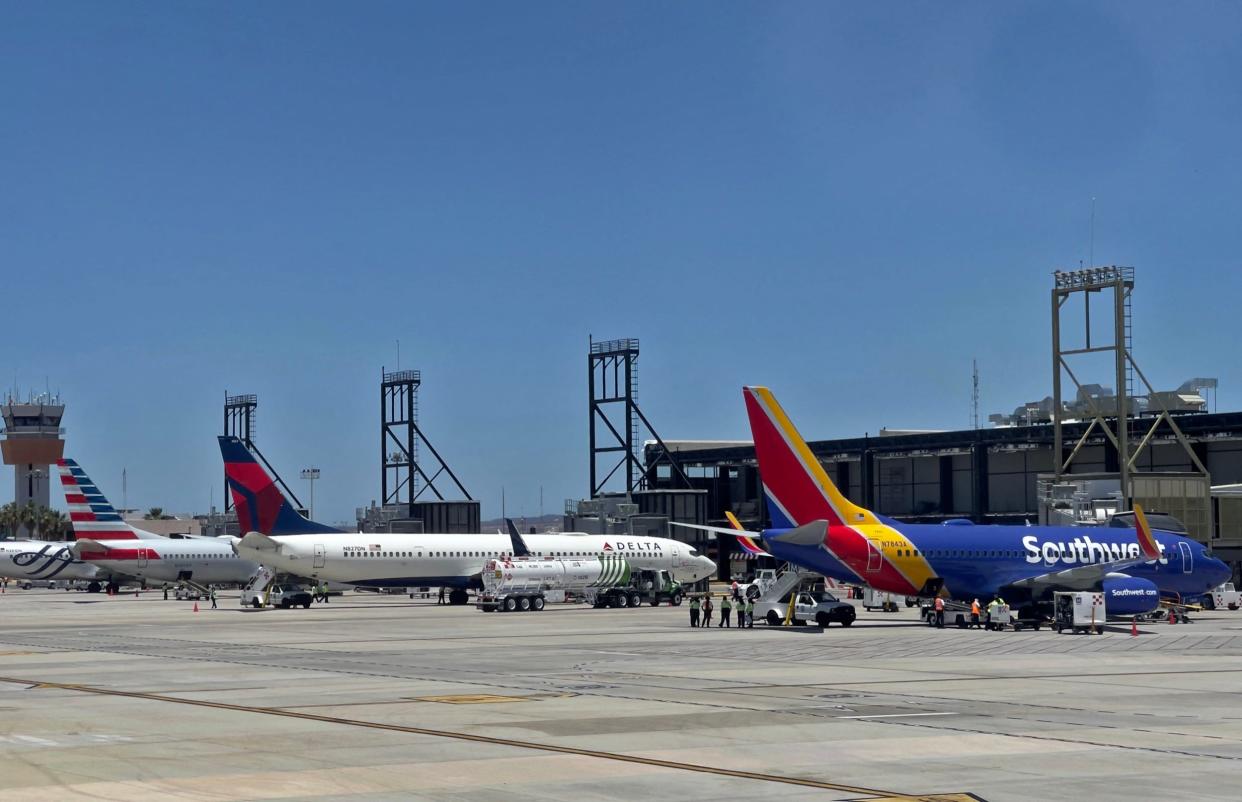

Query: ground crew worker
[
  {"left": 970, "top": 598, "right": 981, "bottom": 628},
  {"left": 163, "top": 584, "right": 169, "bottom": 601},
  {"left": 209, "top": 586, "right": 218, "bottom": 609},
  {"left": 702, "top": 596, "right": 714, "bottom": 628},
  {"left": 986, "top": 597, "right": 1000, "bottom": 630},
  {"left": 745, "top": 598, "right": 754, "bottom": 628},
  {"left": 720, "top": 594, "right": 732, "bottom": 627},
  {"left": 933, "top": 595, "right": 945, "bottom": 628},
  {"left": 689, "top": 595, "right": 700, "bottom": 627},
  {"left": 321, "top": 581, "right": 330, "bottom": 603}
]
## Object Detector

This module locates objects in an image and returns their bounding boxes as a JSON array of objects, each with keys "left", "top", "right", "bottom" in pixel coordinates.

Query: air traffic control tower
[{"left": 1, "top": 394, "right": 66, "bottom": 535}]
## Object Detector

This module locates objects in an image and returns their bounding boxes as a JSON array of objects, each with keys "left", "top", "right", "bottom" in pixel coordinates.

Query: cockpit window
[{"left": 688, "top": 549, "right": 700, "bottom": 557}]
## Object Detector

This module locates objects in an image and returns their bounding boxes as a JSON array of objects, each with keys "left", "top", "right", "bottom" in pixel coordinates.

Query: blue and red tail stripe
[{"left": 56, "top": 459, "right": 138, "bottom": 540}]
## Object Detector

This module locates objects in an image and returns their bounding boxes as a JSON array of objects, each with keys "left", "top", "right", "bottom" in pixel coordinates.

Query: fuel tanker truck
[{"left": 478, "top": 555, "right": 631, "bottom": 612}]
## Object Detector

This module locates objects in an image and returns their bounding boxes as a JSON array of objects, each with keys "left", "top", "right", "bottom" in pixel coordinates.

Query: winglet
[
  {"left": 725, "top": 510, "right": 771, "bottom": 556},
  {"left": 505, "top": 518, "right": 532, "bottom": 557},
  {"left": 1133, "top": 503, "right": 1161, "bottom": 560}
]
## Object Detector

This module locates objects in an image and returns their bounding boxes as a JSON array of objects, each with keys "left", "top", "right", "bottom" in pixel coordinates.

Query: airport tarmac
[{"left": 2, "top": 589, "right": 1241, "bottom": 802}]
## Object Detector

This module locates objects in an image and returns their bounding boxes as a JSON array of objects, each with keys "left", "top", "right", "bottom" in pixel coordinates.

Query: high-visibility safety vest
[
  {"left": 690, "top": 599, "right": 700, "bottom": 610},
  {"left": 722, "top": 598, "right": 732, "bottom": 610}
]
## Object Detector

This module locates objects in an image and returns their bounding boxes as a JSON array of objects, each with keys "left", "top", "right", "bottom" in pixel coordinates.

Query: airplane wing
[
  {"left": 1007, "top": 558, "right": 1151, "bottom": 593},
  {"left": 670, "top": 521, "right": 762, "bottom": 537},
  {"left": 1009, "top": 504, "right": 1163, "bottom": 593}
]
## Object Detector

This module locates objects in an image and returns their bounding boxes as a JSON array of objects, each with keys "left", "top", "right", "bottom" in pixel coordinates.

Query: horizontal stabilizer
[
  {"left": 71, "top": 539, "right": 115, "bottom": 555},
  {"left": 238, "top": 531, "right": 282, "bottom": 553},
  {"left": 765, "top": 520, "right": 828, "bottom": 547}
]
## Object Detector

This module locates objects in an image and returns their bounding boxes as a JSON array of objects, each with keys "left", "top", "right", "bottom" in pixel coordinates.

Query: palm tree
[
  {"left": 0, "top": 502, "right": 18, "bottom": 538},
  {"left": 19, "top": 501, "right": 40, "bottom": 539},
  {"left": 144, "top": 507, "right": 164, "bottom": 520},
  {"left": 40, "top": 509, "right": 70, "bottom": 541}
]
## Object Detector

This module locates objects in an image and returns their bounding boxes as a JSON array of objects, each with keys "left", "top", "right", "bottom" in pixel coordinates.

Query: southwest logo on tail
[{"left": 218, "top": 436, "right": 340, "bottom": 535}]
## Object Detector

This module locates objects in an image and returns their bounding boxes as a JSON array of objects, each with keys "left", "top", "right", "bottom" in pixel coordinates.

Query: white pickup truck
[{"left": 755, "top": 589, "right": 856, "bottom": 628}]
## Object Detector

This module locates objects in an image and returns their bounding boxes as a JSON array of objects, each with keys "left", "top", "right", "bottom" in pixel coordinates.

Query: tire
[
  {"left": 649, "top": 598, "right": 660, "bottom": 607},
  {"left": 280, "top": 600, "right": 291, "bottom": 609},
  {"left": 503, "top": 597, "right": 517, "bottom": 612},
  {"left": 519, "top": 596, "right": 531, "bottom": 612},
  {"left": 88, "top": 581, "right": 101, "bottom": 593},
  {"left": 302, "top": 601, "right": 311, "bottom": 609},
  {"left": 22, "top": 582, "right": 32, "bottom": 590},
  {"left": 671, "top": 593, "right": 683, "bottom": 607},
  {"left": 767, "top": 610, "right": 781, "bottom": 626},
  {"left": 838, "top": 607, "right": 856, "bottom": 627},
  {"left": 449, "top": 589, "right": 469, "bottom": 606},
  {"left": 628, "top": 593, "right": 642, "bottom": 608},
  {"left": 616, "top": 593, "right": 628, "bottom": 609},
  {"left": 532, "top": 596, "right": 545, "bottom": 611},
  {"left": 816, "top": 612, "right": 832, "bottom": 628}
]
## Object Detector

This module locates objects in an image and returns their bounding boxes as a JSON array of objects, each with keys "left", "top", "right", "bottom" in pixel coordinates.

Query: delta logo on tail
[
  {"left": 726, "top": 386, "right": 1231, "bottom": 616},
  {"left": 218, "top": 437, "right": 340, "bottom": 536}
]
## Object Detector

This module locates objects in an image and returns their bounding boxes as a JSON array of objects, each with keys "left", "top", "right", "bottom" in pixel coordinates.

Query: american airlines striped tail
[{"left": 57, "top": 459, "right": 162, "bottom": 541}]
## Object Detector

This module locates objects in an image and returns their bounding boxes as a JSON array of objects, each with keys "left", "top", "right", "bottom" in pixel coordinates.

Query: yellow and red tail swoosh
[{"left": 1133, "top": 504, "right": 1161, "bottom": 560}]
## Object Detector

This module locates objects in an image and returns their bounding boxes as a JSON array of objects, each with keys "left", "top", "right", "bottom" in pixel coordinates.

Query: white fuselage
[
  {"left": 236, "top": 532, "right": 716, "bottom": 588},
  {"left": 80, "top": 537, "right": 261, "bottom": 585},
  {"left": 0, "top": 541, "right": 99, "bottom": 583}
]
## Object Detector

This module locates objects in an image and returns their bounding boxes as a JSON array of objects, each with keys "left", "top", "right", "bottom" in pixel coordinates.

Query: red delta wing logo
[{"left": 602, "top": 542, "right": 613, "bottom": 551}]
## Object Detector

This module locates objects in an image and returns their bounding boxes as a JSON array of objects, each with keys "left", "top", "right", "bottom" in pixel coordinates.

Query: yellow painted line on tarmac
[{"left": 0, "top": 675, "right": 984, "bottom": 799}]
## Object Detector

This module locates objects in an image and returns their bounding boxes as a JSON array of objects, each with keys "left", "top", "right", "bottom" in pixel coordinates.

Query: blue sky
[{"left": 3, "top": 2, "right": 1240, "bottom": 523}]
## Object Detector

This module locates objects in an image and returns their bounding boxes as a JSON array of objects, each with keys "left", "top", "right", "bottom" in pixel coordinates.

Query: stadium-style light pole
[{"left": 300, "top": 468, "right": 320, "bottom": 521}]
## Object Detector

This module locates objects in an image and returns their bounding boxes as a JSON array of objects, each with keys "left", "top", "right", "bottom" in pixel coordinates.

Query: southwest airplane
[
  {"left": 683, "top": 387, "right": 1231, "bottom": 620},
  {"left": 58, "top": 458, "right": 262, "bottom": 591},
  {"left": 0, "top": 540, "right": 99, "bottom": 587},
  {"left": 220, "top": 436, "right": 716, "bottom": 604}
]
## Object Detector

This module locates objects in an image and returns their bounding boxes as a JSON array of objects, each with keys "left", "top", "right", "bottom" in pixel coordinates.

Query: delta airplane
[
  {"left": 220, "top": 436, "right": 716, "bottom": 604},
  {"left": 58, "top": 459, "right": 261, "bottom": 591},
  {"left": 0, "top": 540, "right": 99, "bottom": 588},
  {"left": 680, "top": 387, "right": 1231, "bottom": 620}
]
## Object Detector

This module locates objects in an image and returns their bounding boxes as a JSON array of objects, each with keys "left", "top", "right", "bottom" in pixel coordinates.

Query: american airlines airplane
[
  {"left": 220, "top": 436, "right": 716, "bottom": 604},
  {"left": 58, "top": 458, "right": 261, "bottom": 591}
]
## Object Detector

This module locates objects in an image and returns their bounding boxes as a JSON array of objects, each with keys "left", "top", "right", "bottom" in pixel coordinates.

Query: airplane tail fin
[
  {"left": 1133, "top": 503, "right": 1162, "bottom": 560},
  {"left": 218, "top": 436, "right": 340, "bottom": 536},
  {"left": 57, "top": 459, "right": 163, "bottom": 541},
  {"left": 742, "top": 387, "right": 877, "bottom": 529}
]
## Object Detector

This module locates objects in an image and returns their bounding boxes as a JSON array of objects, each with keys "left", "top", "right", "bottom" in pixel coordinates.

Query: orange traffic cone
[
  {"left": 1168, "top": 607, "right": 1177, "bottom": 625},
  {"left": 1131, "top": 618, "right": 1139, "bottom": 637},
  {"left": 193, "top": 602, "right": 199, "bottom": 613}
]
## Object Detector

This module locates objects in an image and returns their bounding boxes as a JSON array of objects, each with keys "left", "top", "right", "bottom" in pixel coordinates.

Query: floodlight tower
[{"left": 2, "top": 392, "right": 66, "bottom": 538}]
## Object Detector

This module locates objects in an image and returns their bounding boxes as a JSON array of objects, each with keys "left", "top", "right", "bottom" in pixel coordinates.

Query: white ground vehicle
[
  {"left": 862, "top": 587, "right": 900, "bottom": 612},
  {"left": 479, "top": 556, "right": 630, "bottom": 612},
  {"left": 756, "top": 589, "right": 856, "bottom": 627},
  {"left": 1053, "top": 591, "right": 1105, "bottom": 634},
  {"left": 1204, "top": 582, "right": 1239, "bottom": 611}
]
